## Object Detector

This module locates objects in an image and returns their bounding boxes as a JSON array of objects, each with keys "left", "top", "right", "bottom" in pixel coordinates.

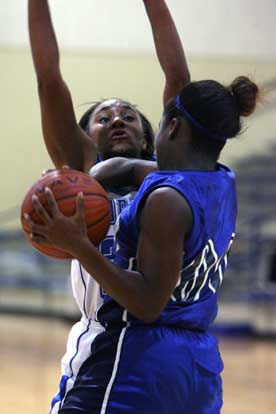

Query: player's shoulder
[
  {"left": 144, "top": 186, "right": 192, "bottom": 228},
  {"left": 138, "top": 186, "right": 193, "bottom": 238},
  {"left": 147, "top": 186, "right": 191, "bottom": 213}
]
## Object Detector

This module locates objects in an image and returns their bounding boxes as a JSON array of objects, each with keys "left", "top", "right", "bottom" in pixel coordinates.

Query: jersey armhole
[{"left": 135, "top": 184, "right": 199, "bottom": 245}]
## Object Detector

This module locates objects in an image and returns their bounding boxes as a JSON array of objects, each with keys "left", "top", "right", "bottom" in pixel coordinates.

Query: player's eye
[
  {"left": 123, "top": 115, "right": 135, "bottom": 122},
  {"left": 99, "top": 116, "right": 110, "bottom": 124}
]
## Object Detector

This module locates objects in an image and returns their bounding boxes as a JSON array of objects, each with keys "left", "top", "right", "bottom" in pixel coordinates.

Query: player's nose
[{"left": 112, "top": 116, "right": 124, "bottom": 128}]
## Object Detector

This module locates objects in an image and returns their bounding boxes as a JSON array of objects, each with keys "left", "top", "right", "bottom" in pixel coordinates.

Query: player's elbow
[
  {"left": 127, "top": 282, "right": 167, "bottom": 323},
  {"left": 141, "top": 313, "right": 160, "bottom": 324},
  {"left": 134, "top": 301, "right": 164, "bottom": 324},
  {"left": 136, "top": 312, "right": 160, "bottom": 324}
]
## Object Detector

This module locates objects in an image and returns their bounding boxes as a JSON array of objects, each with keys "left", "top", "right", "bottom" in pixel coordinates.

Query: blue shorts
[{"left": 58, "top": 325, "right": 223, "bottom": 414}]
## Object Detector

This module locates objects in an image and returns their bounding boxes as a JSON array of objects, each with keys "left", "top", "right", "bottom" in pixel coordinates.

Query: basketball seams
[
  {"left": 22, "top": 196, "right": 110, "bottom": 228},
  {"left": 86, "top": 210, "right": 111, "bottom": 229},
  {"left": 22, "top": 192, "right": 109, "bottom": 215}
]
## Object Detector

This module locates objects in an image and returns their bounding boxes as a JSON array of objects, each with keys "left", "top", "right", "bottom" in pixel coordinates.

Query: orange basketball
[{"left": 21, "top": 169, "right": 111, "bottom": 259}]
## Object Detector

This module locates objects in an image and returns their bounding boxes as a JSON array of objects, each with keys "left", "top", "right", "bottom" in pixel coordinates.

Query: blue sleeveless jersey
[{"left": 97, "top": 163, "right": 237, "bottom": 331}]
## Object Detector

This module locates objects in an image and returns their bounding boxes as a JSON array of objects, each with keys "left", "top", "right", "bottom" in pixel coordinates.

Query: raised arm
[
  {"left": 28, "top": 0, "right": 97, "bottom": 171},
  {"left": 143, "top": 0, "right": 190, "bottom": 105}
]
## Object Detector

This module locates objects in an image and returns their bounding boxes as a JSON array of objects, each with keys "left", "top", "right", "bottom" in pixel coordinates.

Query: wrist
[
  {"left": 68, "top": 235, "right": 95, "bottom": 260},
  {"left": 66, "top": 235, "right": 91, "bottom": 258}
]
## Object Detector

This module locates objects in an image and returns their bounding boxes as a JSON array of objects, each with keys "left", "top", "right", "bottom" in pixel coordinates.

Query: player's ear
[
  {"left": 142, "top": 135, "right": 147, "bottom": 150},
  {"left": 168, "top": 117, "right": 180, "bottom": 140}
]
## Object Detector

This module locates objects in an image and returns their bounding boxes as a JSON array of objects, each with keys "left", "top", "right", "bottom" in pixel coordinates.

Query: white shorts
[{"left": 50, "top": 317, "right": 104, "bottom": 414}]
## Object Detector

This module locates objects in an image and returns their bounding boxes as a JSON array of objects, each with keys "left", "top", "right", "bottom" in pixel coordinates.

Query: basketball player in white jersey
[{"left": 27, "top": 1, "right": 190, "bottom": 412}]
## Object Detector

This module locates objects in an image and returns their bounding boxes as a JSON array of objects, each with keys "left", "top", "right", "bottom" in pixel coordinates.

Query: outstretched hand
[{"left": 24, "top": 187, "right": 88, "bottom": 256}]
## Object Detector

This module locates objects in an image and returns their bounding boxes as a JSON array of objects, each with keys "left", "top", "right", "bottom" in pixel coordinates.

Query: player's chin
[{"left": 107, "top": 143, "right": 140, "bottom": 159}]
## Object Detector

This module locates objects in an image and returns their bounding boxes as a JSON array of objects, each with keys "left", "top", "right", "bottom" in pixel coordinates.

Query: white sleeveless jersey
[
  {"left": 51, "top": 190, "right": 135, "bottom": 414},
  {"left": 70, "top": 191, "right": 135, "bottom": 319}
]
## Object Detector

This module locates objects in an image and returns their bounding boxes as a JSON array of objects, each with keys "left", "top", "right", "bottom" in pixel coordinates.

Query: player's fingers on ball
[
  {"left": 30, "top": 232, "right": 47, "bottom": 244},
  {"left": 76, "top": 191, "right": 84, "bottom": 208},
  {"left": 23, "top": 213, "right": 34, "bottom": 226},
  {"left": 23, "top": 214, "right": 45, "bottom": 235},
  {"left": 23, "top": 214, "right": 36, "bottom": 231},
  {"left": 44, "top": 187, "right": 60, "bottom": 215},
  {"left": 32, "top": 194, "right": 50, "bottom": 222},
  {"left": 76, "top": 192, "right": 85, "bottom": 218},
  {"left": 26, "top": 219, "right": 47, "bottom": 236},
  {"left": 61, "top": 165, "right": 70, "bottom": 170}
]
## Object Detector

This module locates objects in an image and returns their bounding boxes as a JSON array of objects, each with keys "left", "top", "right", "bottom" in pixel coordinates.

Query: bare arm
[
  {"left": 28, "top": 0, "right": 97, "bottom": 171},
  {"left": 143, "top": 0, "right": 190, "bottom": 105},
  {"left": 90, "top": 157, "right": 157, "bottom": 190},
  {"left": 28, "top": 187, "right": 193, "bottom": 323}
]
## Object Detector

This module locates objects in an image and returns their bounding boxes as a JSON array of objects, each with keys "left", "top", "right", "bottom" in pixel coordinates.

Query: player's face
[{"left": 88, "top": 99, "right": 147, "bottom": 160}]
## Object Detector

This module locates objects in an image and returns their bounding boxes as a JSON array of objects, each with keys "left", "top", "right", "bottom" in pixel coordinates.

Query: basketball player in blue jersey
[
  {"left": 27, "top": 1, "right": 190, "bottom": 412},
  {"left": 26, "top": 75, "right": 259, "bottom": 412}
]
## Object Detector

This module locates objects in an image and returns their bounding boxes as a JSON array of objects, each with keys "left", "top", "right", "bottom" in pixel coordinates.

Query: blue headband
[{"left": 175, "top": 95, "right": 228, "bottom": 142}]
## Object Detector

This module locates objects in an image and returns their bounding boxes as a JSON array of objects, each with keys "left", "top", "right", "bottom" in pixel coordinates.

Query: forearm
[
  {"left": 90, "top": 158, "right": 157, "bottom": 190},
  {"left": 90, "top": 158, "right": 135, "bottom": 188},
  {"left": 28, "top": 0, "right": 96, "bottom": 171},
  {"left": 28, "top": 0, "right": 60, "bottom": 82},
  {"left": 143, "top": 0, "right": 190, "bottom": 104},
  {"left": 72, "top": 238, "right": 157, "bottom": 322}
]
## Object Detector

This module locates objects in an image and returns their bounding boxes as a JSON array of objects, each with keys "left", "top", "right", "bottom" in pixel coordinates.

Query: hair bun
[{"left": 229, "top": 76, "right": 259, "bottom": 117}]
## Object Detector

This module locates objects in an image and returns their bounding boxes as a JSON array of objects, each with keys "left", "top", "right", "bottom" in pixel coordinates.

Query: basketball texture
[{"left": 21, "top": 169, "right": 111, "bottom": 259}]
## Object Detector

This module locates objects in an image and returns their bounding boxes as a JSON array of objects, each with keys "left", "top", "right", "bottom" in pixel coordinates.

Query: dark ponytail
[
  {"left": 229, "top": 76, "right": 259, "bottom": 117},
  {"left": 163, "top": 76, "right": 259, "bottom": 161}
]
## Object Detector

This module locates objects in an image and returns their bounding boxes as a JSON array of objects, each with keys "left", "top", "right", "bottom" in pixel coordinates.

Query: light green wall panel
[{"left": 1, "top": 47, "right": 275, "bottom": 228}]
